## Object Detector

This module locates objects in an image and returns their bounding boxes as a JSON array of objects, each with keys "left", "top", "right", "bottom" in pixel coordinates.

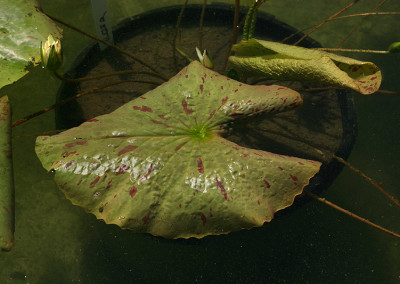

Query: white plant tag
[{"left": 90, "top": 0, "right": 114, "bottom": 50}]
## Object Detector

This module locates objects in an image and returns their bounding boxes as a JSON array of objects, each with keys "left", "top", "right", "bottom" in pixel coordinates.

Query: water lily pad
[
  {"left": 229, "top": 39, "right": 381, "bottom": 95},
  {"left": 0, "top": 96, "right": 14, "bottom": 251},
  {"left": 0, "top": 0, "right": 62, "bottom": 89},
  {"left": 35, "top": 61, "right": 321, "bottom": 238}
]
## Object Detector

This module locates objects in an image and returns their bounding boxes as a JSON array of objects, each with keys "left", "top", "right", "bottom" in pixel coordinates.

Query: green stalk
[
  {"left": 173, "top": 0, "right": 189, "bottom": 71},
  {"left": 199, "top": 0, "right": 207, "bottom": 50},
  {"left": 0, "top": 96, "right": 14, "bottom": 251},
  {"left": 12, "top": 79, "right": 161, "bottom": 128},
  {"left": 242, "top": 0, "right": 266, "bottom": 41}
]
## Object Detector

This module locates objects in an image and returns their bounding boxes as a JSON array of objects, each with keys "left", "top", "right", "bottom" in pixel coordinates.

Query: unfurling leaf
[
  {"left": 388, "top": 42, "right": 400, "bottom": 53},
  {"left": 35, "top": 61, "right": 321, "bottom": 239},
  {"left": 0, "top": 96, "right": 14, "bottom": 251},
  {"left": 229, "top": 39, "right": 382, "bottom": 95}
]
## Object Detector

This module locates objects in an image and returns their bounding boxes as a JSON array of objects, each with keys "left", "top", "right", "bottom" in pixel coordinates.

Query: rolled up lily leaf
[
  {"left": 0, "top": 96, "right": 14, "bottom": 251},
  {"left": 229, "top": 39, "right": 382, "bottom": 95}
]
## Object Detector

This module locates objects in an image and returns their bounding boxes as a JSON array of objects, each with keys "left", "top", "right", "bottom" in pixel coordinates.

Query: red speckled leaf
[
  {"left": 35, "top": 61, "right": 321, "bottom": 238},
  {"left": 0, "top": 96, "right": 14, "bottom": 251},
  {"left": 229, "top": 39, "right": 382, "bottom": 95}
]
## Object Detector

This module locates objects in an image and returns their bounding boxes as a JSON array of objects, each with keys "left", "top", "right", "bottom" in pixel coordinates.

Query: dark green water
[{"left": 1, "top": 1, "right": 399, "bottom": 283}]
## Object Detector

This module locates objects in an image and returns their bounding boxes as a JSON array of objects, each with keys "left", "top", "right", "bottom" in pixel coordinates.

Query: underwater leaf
[
  {"left": 0, "top": 96, "right": 14, "bottom": 251},
  {"left": 388, "top": 42, "right": 400, "bottom": 53},
  {"left": 0, "top": 0, "right": 62, "bottom": 89},
  {"left": 35, "top": 61, "right": 321, "bottom": 239},
  {"left": 229, "top": 39, "right": 381, "bottom": 95}
]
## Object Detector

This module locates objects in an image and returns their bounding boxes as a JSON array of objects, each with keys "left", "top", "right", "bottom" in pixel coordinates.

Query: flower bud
[
  {"left": 40, "top": 35, "right": 63, "bottom": 71},
  {"left": 196, "top": 47, "right": 214, "bottom": 69}
]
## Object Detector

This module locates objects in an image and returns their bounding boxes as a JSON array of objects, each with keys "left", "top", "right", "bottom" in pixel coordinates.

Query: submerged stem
[
  {"left": 282, "top": 12, "right": 400, "bottom": 44},
  {"left": 54, "top": 70, "right": 166, "bottom": 83},
  {"left": 304, "top": 190, "right": 400, "bottom": 238},
  {"left": 232, "top": 0, "right": 240, "bottom": 46},
  {"left": 222, "top": 0, "right": 240, "bottom": 71},
  {"left": 175, "top": 47, "right": 193, "bottom": 63},
  {"left": 199, "top": 0, "right": 207, "bottom": 50},
  {"left": 335, "top": 0, "right": 389, "bottom": 48},
  {"left": 301, "top": 87, "right": 400, "bottom": 95},
  {"left": 313, "top": 47, "right": 388, "bottom": 54},
  {"left": 329, "top": 11, "right": 400, "bottom": 21},
  {"left": 45, "top": 13, "right": 168, "bottom": 81},
  {"left": 293, "top": 0, "right": 360, "bottom": 46},
  {"left": 13, "top": 130, "right": 64, "bottom": 139},
  {"left": 11, "top": 79, "right": 161, "bottom": 128},
  {"left": 375, "top": 90, "right": 400, "bottom": 95},
  {"left": 333, "top": 154, "right": 400, "bottom": 208},
  {"left": 173, "top": 0, "right": 189, "bottom": 71}
]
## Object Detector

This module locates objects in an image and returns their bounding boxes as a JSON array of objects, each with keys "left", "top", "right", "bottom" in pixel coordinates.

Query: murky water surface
[{"left": 1, "top": 1, "right": 399, "bottom": 283}]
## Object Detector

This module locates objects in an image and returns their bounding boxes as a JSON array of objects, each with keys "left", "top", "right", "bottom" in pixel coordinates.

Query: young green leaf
[
  {"left": 35, "top": 61, "right": 321, "bottom": 239},
  {"left": 388, "top": 42, "right": 400, "bottom": 53},
  {"left": 0, "top": 96, "right": 14, "bottom": 251},
  {"left": 229, "top": 39, "right": 382, "bottom": 95}
]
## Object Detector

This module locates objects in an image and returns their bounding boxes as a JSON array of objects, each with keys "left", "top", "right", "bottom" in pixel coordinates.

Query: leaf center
[{"left": 188, "top": 125, "right": 211, "bottom": 141}]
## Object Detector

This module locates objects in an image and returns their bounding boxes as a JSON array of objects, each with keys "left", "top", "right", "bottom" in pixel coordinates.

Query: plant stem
[
  {"left": 173, "top": 0, "right": 189, "bottom": 71},
  {"left": 223, "top": 0, "right": 241, "bottom": 71},
  {"left": 283, "top": 11, "right": 400, "bottom": 44},
  {"left": 293, "top": 0, "right": 360, "bottom": 46},
  {"left": 313, "top": 48, "right": 388, "bottom": 54},
  {"left": 243, "top": 0, "right": 266, "bottom": 41},
  {"left": 45, "top": 13, "right": 168, "bottom": 81},
  {"left": 175, "top": 47, "right": 193, "bottom": 63},
  {"left": 12, "top": 130, "right": 64, "bottom": 139},
  {"left": 376, "top": 90, "right": 400, "bottom": 95},
  {"left": 304, "top": 190, "right": 400, "bottom": 238},
  {"left": 53, "top": 70, "right": 166, "bottom": 83},
  {"left": 11, "top": 79, "right": 161, "bottom": 128},
  {"left": 232, "top": 0, "right": 240, "bottom": 46},
  {"left": 333, "top": 154, "right": 400, "bottom": 208},
  {"left": 335, "top": 0, "right": 389, "bottom": 48},
  {"left": 329, "top": 11, "right": 400, "bottom": 21},
  {"left": 302, "top": 87, "right": 400, "bottom": 95},
  {"left": 199, "top": 0, "right": 207, "bottom": 50}
]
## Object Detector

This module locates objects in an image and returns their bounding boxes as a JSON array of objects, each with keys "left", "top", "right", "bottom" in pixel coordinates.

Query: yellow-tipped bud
[
  {"left": 40, "top": 35, "right": 63, "bottom": 71},
  {"left": 195, "top": 47, "right": 214, "bottom": 69}
]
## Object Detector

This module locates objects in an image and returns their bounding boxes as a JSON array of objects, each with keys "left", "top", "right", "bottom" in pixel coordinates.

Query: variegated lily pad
[{"left": 35, "top": 61, "right": 321, "bottom": 238}]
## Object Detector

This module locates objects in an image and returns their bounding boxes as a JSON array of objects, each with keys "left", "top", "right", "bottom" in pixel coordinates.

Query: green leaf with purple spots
[
  {"left": 0, "top": 96, "right": 14, "bottom": 251},
  {"left": 35, "top": 61, "right": 321, "bottom": 239},
  {"left": 229, "top": 39, "right": 382, "bottom": 95},
  {"left": 0, "top": 0, "right": 62, "bottom": 90}
]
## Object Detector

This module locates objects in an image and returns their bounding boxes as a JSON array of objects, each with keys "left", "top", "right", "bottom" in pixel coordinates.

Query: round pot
[{"left": 56, "top": 3, "right": 357, "bottom": 211}]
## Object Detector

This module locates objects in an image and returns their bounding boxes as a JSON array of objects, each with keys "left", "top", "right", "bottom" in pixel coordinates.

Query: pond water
[{"left": 1, "top": 0, "right": 399, "bottom": 283}]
